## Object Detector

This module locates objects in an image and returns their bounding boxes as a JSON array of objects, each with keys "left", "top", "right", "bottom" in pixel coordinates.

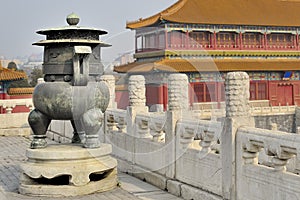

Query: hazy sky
[{"left": 0, "top": 0, "right": 177, "bottom": 64}]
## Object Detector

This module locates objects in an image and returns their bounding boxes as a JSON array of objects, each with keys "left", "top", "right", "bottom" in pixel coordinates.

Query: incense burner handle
[{"left": 72, "top": 46, "right": 91, "bottom": 86}]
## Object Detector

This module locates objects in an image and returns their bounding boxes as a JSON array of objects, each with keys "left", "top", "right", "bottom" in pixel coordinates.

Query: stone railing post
[
  {"left": 100, "top": 75, "right": 116, "bottom": 109},
  {"left": 168, "top": 74, "right": 189, "bottom": 111},
  {"left": 295, "top": 107, "right": 300, "bottom": 131},
  {"left": 222, "top": 72, "right": 255, "bottom": 200},
  {"left": 127, "top": 75, "right": 148, "bottom": 137},
  {"left": 166, "top": 73, "right": 189, "bottom": 178},
  {"left": 37, "top": 78, "right": 45, "bottom": 85},
  {"left": 166, "top": 73, "right": 189, "bottom": 141}
]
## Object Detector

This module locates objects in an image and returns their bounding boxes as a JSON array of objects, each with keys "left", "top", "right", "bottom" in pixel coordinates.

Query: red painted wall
[
  {"left": 269, "top": 81, "right": 300, "bottom": 106},
  {"left": 115, "top": 85, "right": 168, "bottom": 111},
  {"left": 113, "top": 81, "right": 300, "bottom": 110},
  {"left": 115, "top": 90, "right": 129, "bottom": 110}
]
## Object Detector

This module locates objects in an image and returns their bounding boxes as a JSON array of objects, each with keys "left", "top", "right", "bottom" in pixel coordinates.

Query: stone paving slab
[
  {"left": 118, "top": 173, "right": 161, "bottom": 193},
  {"left": 118, "top": 173, "right": 182, "bottom": 200},
  {"left": 0, "top": 136, "right": 183, "bottom": 200}
]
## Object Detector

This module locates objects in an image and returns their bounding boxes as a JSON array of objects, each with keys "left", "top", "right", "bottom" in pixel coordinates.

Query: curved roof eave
[
  {"left": 126, "top": 0, "right": 300, "bottom": 29},
  {"left": 0, "top": 67, "right": 27, "bottom": 82},
  {"left": 126, "top": 0, "right": 187, "bottom": 29}
]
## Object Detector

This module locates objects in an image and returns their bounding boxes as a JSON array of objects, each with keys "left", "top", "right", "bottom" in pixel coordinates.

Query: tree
[
  {"left": 8, "top": 65, "right": 31, "bottom": 88},
  {"left": 29, "top": 67, "right": 43, "bottom": 87},
  {"left": 7, "top": 62, "right": 17, "bottom": 71},
  {"left": 9, "top": 78, "right": 31, "bottom": 88}
]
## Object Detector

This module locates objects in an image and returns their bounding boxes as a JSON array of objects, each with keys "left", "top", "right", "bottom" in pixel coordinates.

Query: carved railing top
[
  {"left": 177, "top": 119, "right": 222, "bottom": 154},
  {"left": 0, "top": 98, "right": 33, "bottom": 108},
  {"left": 136, "top": 112, "right": 165, "bottom": 120},
  {"left": 238, "top": 127, "right": 300, "bottom": 150},
  {"left": 250, "top": 105, "right": 296, "bottom": 115},
  {"left": 238, "top": 126, "right": 300, "bottom": 169},
  {"left": 106, "top": 108, "right": 126, "bottom": 117},
  {"left": 178, "top": 119, "right": 222, "bottom": 132}
]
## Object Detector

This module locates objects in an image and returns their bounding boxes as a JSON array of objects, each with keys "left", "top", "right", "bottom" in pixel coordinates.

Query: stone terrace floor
[{"left": 0, "top": 136, "right": 182, "bottom": 200}]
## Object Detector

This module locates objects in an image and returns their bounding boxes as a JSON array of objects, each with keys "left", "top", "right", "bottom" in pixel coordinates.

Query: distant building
[
  {"left": 115, "top": 0, "right": 300, "bottom": 109},
  {"left": 0, "top": 62, "right": 27, "bottom": 99}
]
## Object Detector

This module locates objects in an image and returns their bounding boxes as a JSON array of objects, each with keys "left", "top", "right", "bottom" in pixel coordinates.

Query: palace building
[
  {"left": 114, "top": 0, "right": 300, "bottom": 109},
  {"left": 0, "top": 63, "right": 27, "bottom": 99}
]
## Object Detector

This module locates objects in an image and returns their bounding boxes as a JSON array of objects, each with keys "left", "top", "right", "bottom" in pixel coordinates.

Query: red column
[
  {"left": 297, "top": 33, "right": 299, "bottom": 50},
  {"left": 264, "top": 33, "right": 268, "bottom": 50},
  {"left": 209, "top": 33, "right": 213, "bottom": 48},
  {"left": 213, "top": 32, "right": 217, "bottom": 50},
  {"left": 156, "top": 32, "right": 159, "bottom": 50},
  {"left": 186, "top": 31, "right": 189, "bottom": 49},
  {"left": 189, "top": 83, "right": 194, "bottom": 106},
  {"left": 170, "top": 31, "right": 173, "bottom": 49},
  {"left": 158, "top": 85, "right": 164, "bottom": 104},
  {"left": 163, "top": 84, "right": 168, "bottom": 111},
  {"left": 165, "top": 30, "right": 168, "bottom": 50},
  {"left": 239, "top": 32, "right": 243, "bottom": 50}
]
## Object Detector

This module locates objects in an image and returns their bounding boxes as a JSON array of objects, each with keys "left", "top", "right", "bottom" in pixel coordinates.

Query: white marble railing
[
  {"left": 0, "top": 98, "right": 34, "bottom": 113},
  {"left": 45, "top": 73, "right": 300, "bottom": 200},
  {"left": 192, "top": 108, "right": 225, "bottom": 119},
  {"left": 236, "top": 127, "right": 300, "bottom": 199},
  {"left": 105, "top": 108, "right": 167, "bottom": 142},
  {"left": 105, "top": 108, "right": 127, "bottom": 134},
  {"left": 192, "top": 105, "right": 296, "bottom": 119},
  {"left": 176, "top": 118, "right": 222, "bottom": 153},
  {"left": 250, "top": 105, "right": 296, "bottom": 115},
  {"left": 238, "top": 127, "right": 300, "bottom": 172},
  {"left": 135, "top": 112, "right": 166, "bottom": 142}
]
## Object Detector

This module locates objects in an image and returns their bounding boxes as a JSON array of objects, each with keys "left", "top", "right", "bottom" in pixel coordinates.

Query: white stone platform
[{"left": 19, "top": 144, "right": 118, "bottom": 197}]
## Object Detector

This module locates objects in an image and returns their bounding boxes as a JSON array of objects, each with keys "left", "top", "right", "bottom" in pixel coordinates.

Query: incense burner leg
[
  {"left": 28, "top": 109, "right": 51, "bottom": 149},
  {"left": 71, "top": 119, "right": 85, "bottom": 144},
  {"left": 82, "top": 108, "right": 103, "bottom": 148}
]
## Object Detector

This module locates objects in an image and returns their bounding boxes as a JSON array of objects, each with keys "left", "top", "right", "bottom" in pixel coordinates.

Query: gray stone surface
[
  {"left": 19, "top": 143, "right": 118, "bottom": 196},
  {"left": 0, "top": 136, "right": 182, "bottom": 200},
  {"left": 119, "top": 173, "right": 182, "bottom": 200},
  {"left": 181, "top": 184, "right": 222, "bottom": 200},
  {"left": 254, "top": 114, "right": 295, "bottom": 133},
  {"left": 167, "top": 180, "right": 182, "bottom": 197}
]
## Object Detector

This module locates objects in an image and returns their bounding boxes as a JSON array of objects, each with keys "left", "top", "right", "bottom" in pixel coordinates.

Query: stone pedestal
[{"left": 19, "top": 144, "right": 118, "bottom": 197}]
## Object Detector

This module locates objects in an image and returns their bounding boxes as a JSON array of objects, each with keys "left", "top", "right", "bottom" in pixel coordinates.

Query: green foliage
[
  {"left": 29, "top": 67, "right": 43, "bottom": 87},
  {"left": 8, "top": 67, "right": 31, "bottom": 88},
  {"left": 9, "top": 79, "right": 31, "bottom": 88}
]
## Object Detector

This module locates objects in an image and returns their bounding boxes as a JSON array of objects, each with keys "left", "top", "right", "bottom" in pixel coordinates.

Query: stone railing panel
[
  {"left": 250, "top": 105, "right": 296, "bottom": 116},
  {"left": 177, "top": 119, "right": 222, "bottom": 154},
  {"left": 135, "top": 113, "right": 166, "bottom": 142},
  {"left": 104, "top": 108, "right": 133, "bottom": 163},
  {"left": 0, "top": 98, "right": 33, "bottom": 136},
  {"left": 134, "top": 112, "right": 169, "bottom": 175},
  {"left": 105, "top": 109, "right": 127, "bottom": 134},
  {"left": 192, "top": 102, "right": 296, "bottom": 119},
  {"left": 135, "top": 114, "right": 152, "bottom": 139},
  {"left": 0, "top": 112, "right": 30, "bottom": 129},
  {"left": 236, "top": 127, "right": 300, "bottom": 200},
  {"left": 175, "top": 119, "right": 223, "bottom": 196}
]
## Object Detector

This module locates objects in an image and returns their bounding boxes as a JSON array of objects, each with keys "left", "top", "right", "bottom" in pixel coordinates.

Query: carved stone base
[{"left": 19, "top": 144, "right": 118, "bottom": 197}]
